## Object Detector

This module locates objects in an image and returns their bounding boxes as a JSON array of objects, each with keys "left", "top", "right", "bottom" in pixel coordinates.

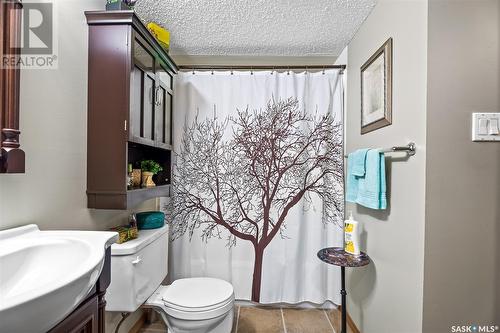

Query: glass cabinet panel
[
  {"left": 164, "top": 92, "right": 172, "bottom": 146},
  {"left": 143, "top": 75, "right": 155, "bottom": 141},
  {"left": 155, "top": 86, "right": 165, "bottom": 144},
  {"left": 133, "top": 39, "right": 153, "bottom": 71},
  {"left": 129, "top": 37, "right": 156, "bottom": 146},
  {"left": 155, "top": 62, "right": 173, "bottom": 149},
  {"left": 130, "top": 66, "right": 142, "bottom": 140},
  {"left": 157, "top": 63, "right": 173, "bottom": 90},
  {"left": 155, "top": 86, "right": 172, "bottom": 148}
]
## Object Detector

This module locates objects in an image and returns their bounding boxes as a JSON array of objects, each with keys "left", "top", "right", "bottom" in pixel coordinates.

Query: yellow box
[
  {"left": 147, "top": 22, "right": 170, "bottom": 51},
  {"left": 110, "top": 225, "right": 138, "bottom": 244}
]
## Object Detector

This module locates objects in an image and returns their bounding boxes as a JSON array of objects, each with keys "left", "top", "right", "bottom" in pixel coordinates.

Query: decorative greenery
[{"left": 140, "top": 160, "right": 163, "bottom": 174}]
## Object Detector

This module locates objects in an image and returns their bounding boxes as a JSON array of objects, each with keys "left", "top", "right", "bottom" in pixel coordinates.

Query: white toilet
[{"left": 105, "top": 225, "right": 235, "bottom": 333}]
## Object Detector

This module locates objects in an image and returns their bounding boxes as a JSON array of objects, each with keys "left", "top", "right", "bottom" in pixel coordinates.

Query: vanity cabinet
[
  {"left": 85, "top": 11, "right": 177, "bottom": 209},
  {"left": 0, "top": 0, "right": 25, "bottom": 173}
]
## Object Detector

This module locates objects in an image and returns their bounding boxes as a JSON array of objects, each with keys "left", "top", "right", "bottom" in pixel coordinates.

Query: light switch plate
[{"left": 472, "top": 113, "right": 500, "bottom": 141}]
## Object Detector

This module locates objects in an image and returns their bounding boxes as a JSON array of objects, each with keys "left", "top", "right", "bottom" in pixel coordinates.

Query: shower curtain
[{"left": 168, "top": 69, "right": 344, "bottom": 305}]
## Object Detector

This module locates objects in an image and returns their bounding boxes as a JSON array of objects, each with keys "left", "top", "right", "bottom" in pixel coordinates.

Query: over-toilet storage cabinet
[{"left": 85, "top": 11, "right": 178, "bottom": 209}]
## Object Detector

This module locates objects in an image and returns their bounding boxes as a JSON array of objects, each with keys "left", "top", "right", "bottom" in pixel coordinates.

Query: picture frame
[{"left": 360, "top": 38, "right": 392, "bottom": 134}]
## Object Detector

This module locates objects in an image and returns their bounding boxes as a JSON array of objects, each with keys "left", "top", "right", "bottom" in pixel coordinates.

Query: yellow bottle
[{"left": 344, "top": 212, "right": 360, "bottom": 255}]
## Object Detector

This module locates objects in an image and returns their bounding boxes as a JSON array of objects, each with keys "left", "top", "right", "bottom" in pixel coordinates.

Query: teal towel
[
  {"left": 346, "top": 149, "right": 387, "bottom": 210},
  {"left": 351, "top": 148, "right": 369, "bottom": 176},
  {"left": 346, "top": 149, "right": 369, "bottom": 203}
]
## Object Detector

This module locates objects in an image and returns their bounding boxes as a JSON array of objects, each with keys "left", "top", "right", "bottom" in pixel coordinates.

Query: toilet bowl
[
  {"left": 105, "top": 225, "right": 235, "bottom": 333},
  {"left": 145, "top": 279, "right": 234, "bottom": 333}
]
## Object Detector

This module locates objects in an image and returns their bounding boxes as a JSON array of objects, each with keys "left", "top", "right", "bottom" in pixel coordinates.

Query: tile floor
[{"left": 139, "top": 306, "right": 356, "bottom": 333}]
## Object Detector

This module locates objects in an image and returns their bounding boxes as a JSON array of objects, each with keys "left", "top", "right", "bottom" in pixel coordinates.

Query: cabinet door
[
  {"left": 129, "top": 36, "right": 156, "bottom": 147},
  {"left": 154, "top": 62, "right": 173, "bottom": 149},
  {"left": 48, "top": 294, "right": 99, "bottom": 333}
]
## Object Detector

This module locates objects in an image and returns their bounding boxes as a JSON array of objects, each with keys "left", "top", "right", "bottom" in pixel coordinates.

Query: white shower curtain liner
[{"left": 168, "top": 69, "right": 344, "bottom": 306}]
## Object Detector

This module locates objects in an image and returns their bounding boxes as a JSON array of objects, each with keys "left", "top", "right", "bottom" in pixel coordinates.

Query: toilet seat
[{"left": 146, "top": 278, "right": 235, "bottom": 321}]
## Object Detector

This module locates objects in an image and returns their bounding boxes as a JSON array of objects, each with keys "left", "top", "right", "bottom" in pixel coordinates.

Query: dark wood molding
[
  {"left": 96, "top": 248, "right": 111, "bottom": 333},
  {"left": 1, "top": 0, "right": 25, "bottom": 173}
]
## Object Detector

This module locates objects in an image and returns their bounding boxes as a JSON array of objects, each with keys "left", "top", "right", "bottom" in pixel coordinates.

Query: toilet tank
[{"left": 106, "top": 224, "right": 169, "bottom": 312}]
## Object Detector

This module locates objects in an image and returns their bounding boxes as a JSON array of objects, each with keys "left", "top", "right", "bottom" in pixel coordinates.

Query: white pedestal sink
[{"left": 0, "top": 224, "right": 118, "bottom": 333}]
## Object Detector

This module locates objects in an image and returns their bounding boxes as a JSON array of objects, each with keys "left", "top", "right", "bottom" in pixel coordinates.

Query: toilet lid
[{"left": 162, "top": 277, "right": 234, "bottom": 310}]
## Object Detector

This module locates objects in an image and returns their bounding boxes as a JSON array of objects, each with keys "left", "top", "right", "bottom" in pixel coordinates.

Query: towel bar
[{"left": 344, "top": 142, "right": 416, "bottom": 158}]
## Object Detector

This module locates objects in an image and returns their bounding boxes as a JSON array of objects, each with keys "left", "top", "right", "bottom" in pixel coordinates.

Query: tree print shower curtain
[{"left": 169, "top": 69, "right": 344, "bottom": 305}]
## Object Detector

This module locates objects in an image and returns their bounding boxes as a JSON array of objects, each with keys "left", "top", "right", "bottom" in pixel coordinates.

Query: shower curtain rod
[{"left": 178, "top": 65, "right": 346, "bottom": 72}]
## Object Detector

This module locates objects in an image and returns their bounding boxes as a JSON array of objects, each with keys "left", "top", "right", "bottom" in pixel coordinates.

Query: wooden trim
[
  {"left": 129, "top": 312, "right": 147, "bottom": 333},
  {"left": 347, "top": 312, "right": 361, "bottom": 333},
  {"left": 1, "top": 0, "right": 25, "bottom": 173},
  {"left": 339, "top": 305, "right": 362, "bottom": 333}
]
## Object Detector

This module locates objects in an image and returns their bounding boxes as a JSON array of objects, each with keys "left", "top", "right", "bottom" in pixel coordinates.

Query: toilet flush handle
[{"left": 132, "top": 256, "right": 142, "bottom": 265}]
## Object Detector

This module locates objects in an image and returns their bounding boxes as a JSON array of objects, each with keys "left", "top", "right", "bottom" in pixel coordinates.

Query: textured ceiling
[{"left": 134, "top": 0, "right": 376, "bottom": 56}]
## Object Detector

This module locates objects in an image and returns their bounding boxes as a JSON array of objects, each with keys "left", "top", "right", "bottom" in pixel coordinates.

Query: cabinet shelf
[
  {"left": 127, "top": 184, "right": 170, "bottom": 208},
  {"left": 128, "top": 139, "right": 172, "bottom": 152}
]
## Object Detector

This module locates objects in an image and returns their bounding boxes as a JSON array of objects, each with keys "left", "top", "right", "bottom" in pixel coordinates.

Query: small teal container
[{"left": 136, "top": 211, "right": 165, "bottom": 230}]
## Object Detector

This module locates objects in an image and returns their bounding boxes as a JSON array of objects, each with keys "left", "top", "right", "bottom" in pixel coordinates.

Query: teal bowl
[{"left": 136, "top": 211, "right": 165, "bottom": 230}]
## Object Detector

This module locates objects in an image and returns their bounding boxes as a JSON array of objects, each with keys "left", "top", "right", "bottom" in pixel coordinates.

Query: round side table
[{"left": 317, "top": 247, "right": 370, "bottom": 333}]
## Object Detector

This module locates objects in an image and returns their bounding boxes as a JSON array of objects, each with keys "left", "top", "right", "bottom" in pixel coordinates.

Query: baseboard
[
  {"left": 129, "top": 312, "right": 147, "bottom": 333},
  {"left": 339, "top": 306, "right": 361, "bottom": 333},
  {"left": 347, "top": 312, "right": 361, "bottom": 333}
]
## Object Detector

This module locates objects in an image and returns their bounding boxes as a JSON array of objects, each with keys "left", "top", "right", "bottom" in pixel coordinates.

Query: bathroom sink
[{"left": 0, "top": 224, "right": 118, "bottom": 333}]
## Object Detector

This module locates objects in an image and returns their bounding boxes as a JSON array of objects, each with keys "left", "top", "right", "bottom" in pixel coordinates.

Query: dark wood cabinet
[
  {"left": 49, "top": 294, "right": 99, "bottom": 333},
  {"left": 48, "top": 248, "right": 111, "bottom": 333},
  {"left": 0, "top": 0, "right": 25, "bottom": 173},
  {"left": 85, "top": 11, "right": 177, "bottom": 209}
]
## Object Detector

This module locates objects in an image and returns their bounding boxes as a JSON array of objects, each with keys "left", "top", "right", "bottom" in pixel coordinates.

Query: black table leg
[{"left": 341, "top": 266, "right": 347, "bottom": 333}]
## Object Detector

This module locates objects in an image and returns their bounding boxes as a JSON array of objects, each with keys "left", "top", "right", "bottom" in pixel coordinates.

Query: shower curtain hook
[
  {"left": 305, "top": 65, "right": 308, "bottom": 74},
  {"left": 192, "top": 67, "right": 195, "bottom": 75},
  {"left": 287, "top": 66, "right": 290, "bottom": 75},
  {"left": 322, "top": 66, "right": 325, "bottom": 75},
  {"left": 250, "top": 66, "right": 253, "bottom": 75},
  {"left": 211, "top": 67, "right": 214, "bottom": 75},
  {"left": 230, "top": 66, "right": 234, "bottom": 75},
  {"left": 271, "top": 66, "right": 274, "bottom": 75}
]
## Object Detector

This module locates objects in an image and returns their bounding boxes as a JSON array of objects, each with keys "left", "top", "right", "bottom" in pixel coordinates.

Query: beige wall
[
  {"left": 344, "top": 1, "right": 428, "bottom": 332},
  {"left": 423, "top": 0, "right": 500, "bottom": 330},
  {"left": 0, "top": 0, "right": 155, "bottom": 232},
  {"left": 0, "top": 1, "right": 153, "bottom": 331}
]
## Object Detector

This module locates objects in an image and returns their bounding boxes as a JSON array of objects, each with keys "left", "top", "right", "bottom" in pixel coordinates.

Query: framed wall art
[{"left": 361, "top": 38, "right": 392, "bottom": 134}]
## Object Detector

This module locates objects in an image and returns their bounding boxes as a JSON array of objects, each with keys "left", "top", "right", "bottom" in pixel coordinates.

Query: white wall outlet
[{"left": 472, "top": 113, "right": 500, "bottom": 142}]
